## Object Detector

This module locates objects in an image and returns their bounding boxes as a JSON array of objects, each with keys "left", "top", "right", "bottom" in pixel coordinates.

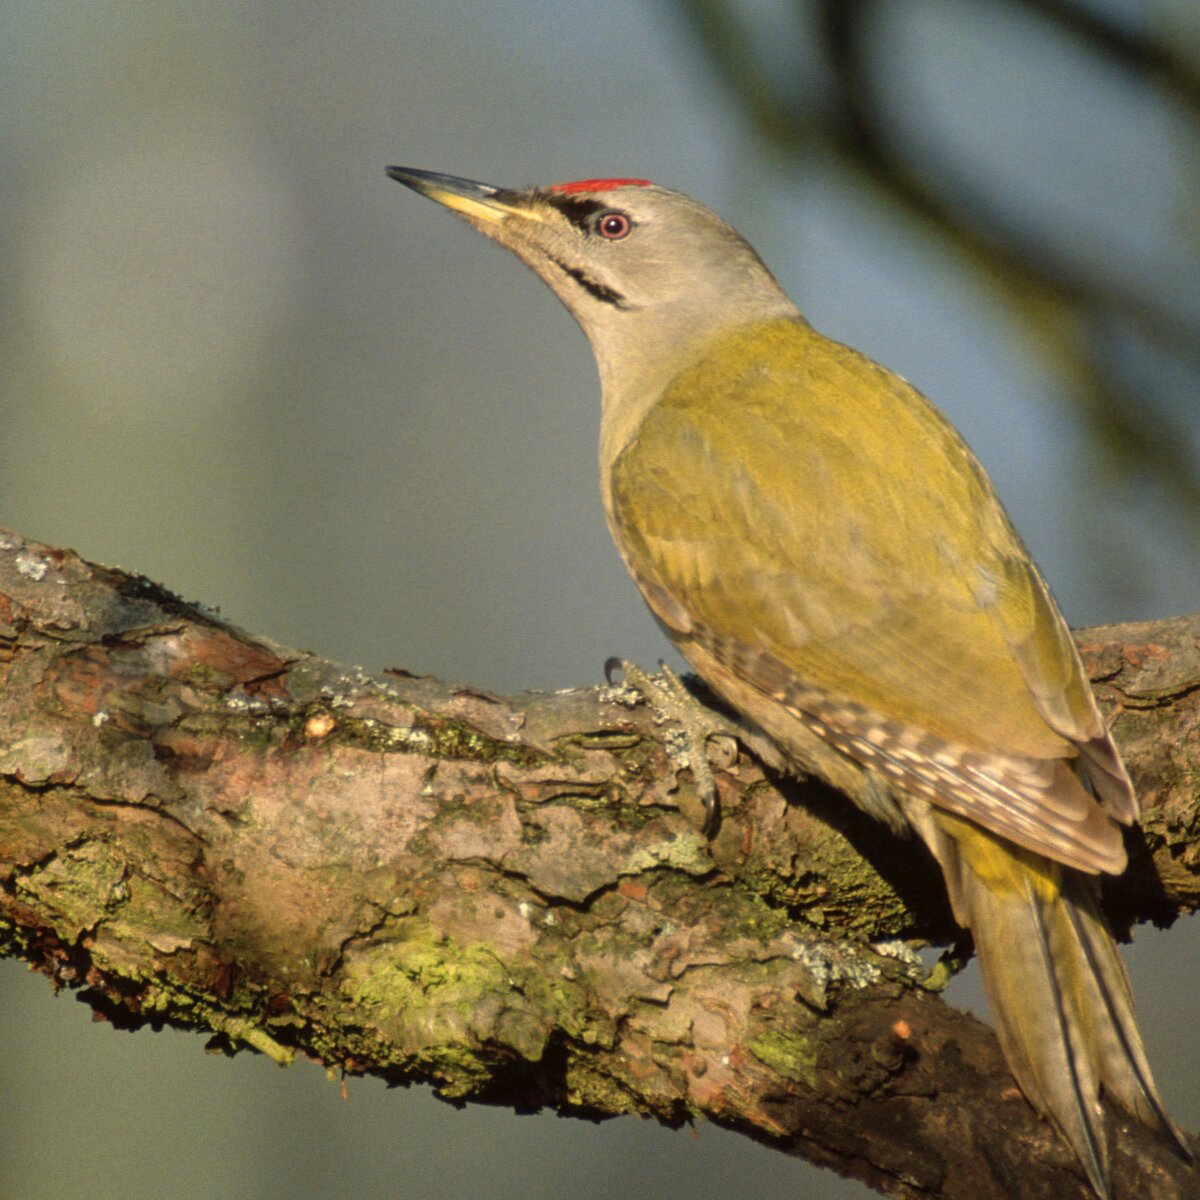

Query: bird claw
[{"left": 602, "top": 656, "right": 740, "bottom": 836}]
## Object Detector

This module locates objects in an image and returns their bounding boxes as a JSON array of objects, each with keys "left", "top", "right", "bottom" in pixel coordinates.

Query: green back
[{"left": 610, "top": 317, "right": 1096, "bottom": 761}]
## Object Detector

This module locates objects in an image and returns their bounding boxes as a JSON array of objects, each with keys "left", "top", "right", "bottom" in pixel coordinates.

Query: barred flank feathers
[{"left": 696, "top": 630, "right": 1127, "bottom": 874}]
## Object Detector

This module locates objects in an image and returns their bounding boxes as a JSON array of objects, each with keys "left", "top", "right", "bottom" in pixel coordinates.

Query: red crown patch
[{"left": 549, "top": 178, "right": 653, "bottom": 195}]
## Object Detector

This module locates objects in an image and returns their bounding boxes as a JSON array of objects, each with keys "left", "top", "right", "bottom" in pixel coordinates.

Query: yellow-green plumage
[
  {"left": 388, "top": 166, "right": 1190, "bottom": 1198},
  {"left": 610, "top": 317, "right": 1125, "bottom": 870},
  {"left": 606, "top": 315, "right": 1181, "bottom": 1192},
  {"left": 615, "top": 318, "right": 1066, "bottom": 750},
  {"left": 604, "top": 309, "right": 1185, "bottom": 1190}
]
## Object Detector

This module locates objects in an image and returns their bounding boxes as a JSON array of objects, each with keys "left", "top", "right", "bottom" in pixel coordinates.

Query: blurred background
[{"left": 1, "top": 1, "right": 1198, "bottom": 1197}]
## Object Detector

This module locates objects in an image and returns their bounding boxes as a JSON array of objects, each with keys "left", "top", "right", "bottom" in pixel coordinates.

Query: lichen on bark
[{"left": 2, "top": 529, "right": 1198, "bottom": 1199}]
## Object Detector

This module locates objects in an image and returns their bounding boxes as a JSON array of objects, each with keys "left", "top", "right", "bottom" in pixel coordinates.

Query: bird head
[{"left": 386, "top": 167, "right": 798, "bottom": 398}]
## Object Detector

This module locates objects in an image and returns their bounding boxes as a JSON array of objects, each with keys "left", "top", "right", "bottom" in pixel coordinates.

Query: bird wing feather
[{"left": 609, "top": 318, "right": 1131, "bottom": 870}]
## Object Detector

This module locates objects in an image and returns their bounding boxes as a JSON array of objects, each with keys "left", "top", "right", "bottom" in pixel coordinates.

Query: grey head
[{"left": 386, "top": 167, "right": 799, "bottom": 406}]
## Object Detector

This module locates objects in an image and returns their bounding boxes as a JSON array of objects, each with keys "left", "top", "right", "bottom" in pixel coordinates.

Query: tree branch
[{"left": 1, "top": 529, "right": 1196, "bottom": 1198}]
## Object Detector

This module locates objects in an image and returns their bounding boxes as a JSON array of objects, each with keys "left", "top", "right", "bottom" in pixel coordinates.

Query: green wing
[{"left": 609, "top": 318, "right": 1133, "bottom": 865}]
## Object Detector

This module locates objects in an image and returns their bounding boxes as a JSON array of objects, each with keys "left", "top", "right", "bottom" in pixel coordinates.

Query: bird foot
[{"left": 602, "top": 657, "right": 740, "bottom": 835}]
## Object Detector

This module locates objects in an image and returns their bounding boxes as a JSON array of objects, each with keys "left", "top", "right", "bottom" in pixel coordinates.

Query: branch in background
[
  {"left": 1, "top": 530, "right": 1197, "bottom": 1199},
  {"left": 671, "top": 0, "right": 1200, "bottom": 509},
  {"left": 1021, "top": 0, "right": 1200, "bottom": 105}
]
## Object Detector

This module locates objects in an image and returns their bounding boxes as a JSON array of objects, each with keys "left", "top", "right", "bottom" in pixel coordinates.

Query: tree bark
[{"left": 1, "top": 528, "right": 1197, "bottom": 1198}]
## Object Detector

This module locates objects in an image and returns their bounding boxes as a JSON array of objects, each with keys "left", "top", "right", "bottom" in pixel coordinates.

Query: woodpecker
[{"left": 386, "top": 165, "right": 1189, "bottom": 1196}]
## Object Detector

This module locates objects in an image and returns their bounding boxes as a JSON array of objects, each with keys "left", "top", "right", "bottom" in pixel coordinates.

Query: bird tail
[{"left": 923, "top": 814, "right": 1188, "bottom": 1197}]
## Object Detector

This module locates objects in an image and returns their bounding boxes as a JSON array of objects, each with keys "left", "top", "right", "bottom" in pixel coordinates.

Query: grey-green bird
[{"left": 386, "top": 166, "right": 1190, "bottom": 1195}]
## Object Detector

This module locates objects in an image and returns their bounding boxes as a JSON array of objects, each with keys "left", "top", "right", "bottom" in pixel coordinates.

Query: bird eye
[{"left": 595, "top": 211, "right": 632, "bottom": 240}]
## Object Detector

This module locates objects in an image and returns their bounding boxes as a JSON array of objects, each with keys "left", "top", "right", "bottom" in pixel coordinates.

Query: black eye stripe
[
  {"left": 544, "top": 193, "right": 609, "bottom": 228},
  {"left": 544, "top": 193, "right": 636, "bottom": 241}
]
